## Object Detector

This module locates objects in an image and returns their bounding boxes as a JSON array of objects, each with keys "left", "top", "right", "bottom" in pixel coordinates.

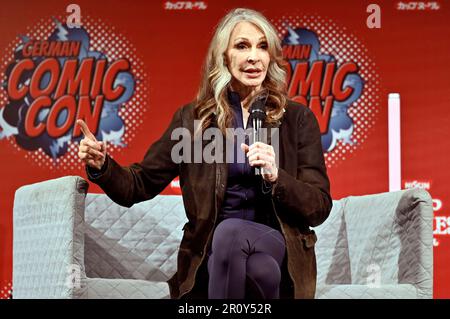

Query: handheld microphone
[{"left": 249, "top": 93, "right": 268, "bottom": 175}]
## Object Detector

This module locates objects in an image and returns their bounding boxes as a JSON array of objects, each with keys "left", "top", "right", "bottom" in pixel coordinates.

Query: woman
[{"left": 77, "top": 8, "right": 332, "bottom": 299}]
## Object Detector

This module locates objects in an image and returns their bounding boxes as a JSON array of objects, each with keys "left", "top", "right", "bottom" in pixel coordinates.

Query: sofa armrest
[
  {"left": 13, "top": 176, "right": 88, "bottom": 298},
  {"left": 341, "top": 188, "right": 433, "bottom": 298},
  {"left": 395, "top": 188, "right": 434, "bottom": 298}
]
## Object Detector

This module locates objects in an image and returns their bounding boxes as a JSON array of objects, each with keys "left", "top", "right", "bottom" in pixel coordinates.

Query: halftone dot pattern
[
  {"left": 272, "top": 15, "right": 381, "bottom": 168},
  {"left": 0, "top": 281, "right": 12, "bottom": 299},
  {"left": 0, "top": 26, "right": 24, "bottom": 160},
  {"left": 0, "top": 15, "right": 148, "bottom": 172}
]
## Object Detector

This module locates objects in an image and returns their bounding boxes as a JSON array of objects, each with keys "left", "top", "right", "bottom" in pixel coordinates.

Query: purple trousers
[{"left": 207, "top": 218, "right": 286, "bottom": 299}]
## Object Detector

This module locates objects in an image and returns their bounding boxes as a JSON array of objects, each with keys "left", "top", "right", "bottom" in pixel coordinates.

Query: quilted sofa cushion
[
  {"left": 75, "top": 278, "right": 170, "bottom": 299},
  {"left": 315, "top": 284, "right": 417, "bottom": 299}
]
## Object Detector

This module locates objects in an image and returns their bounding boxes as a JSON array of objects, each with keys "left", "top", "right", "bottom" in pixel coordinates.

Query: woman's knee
[
  {"left": 246, "top": 253, "right": 281, "bottom": 291},
  {"left": 210, "top": 219, "right": 248, "bottom": 260},
  {"left": 212, "top": 218, "right": 246, "bottom": 248}
]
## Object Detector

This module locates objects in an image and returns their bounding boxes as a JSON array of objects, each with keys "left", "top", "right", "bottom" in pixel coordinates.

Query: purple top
[{"left": 219, "top": 90, "right": 260, "bottom": 222}]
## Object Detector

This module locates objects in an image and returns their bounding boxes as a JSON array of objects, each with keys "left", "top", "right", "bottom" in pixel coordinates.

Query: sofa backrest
[{"left": 83, "top": 194, "right": 187, "bottom": 282}]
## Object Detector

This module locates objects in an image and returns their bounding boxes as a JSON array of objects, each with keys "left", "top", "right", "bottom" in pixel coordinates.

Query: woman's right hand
[{"left": 77, "top": 119, "right": 107, "bottom": 170}]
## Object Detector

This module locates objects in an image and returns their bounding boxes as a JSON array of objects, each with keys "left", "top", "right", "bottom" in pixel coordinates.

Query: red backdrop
[{"left": 0, "top": 0, "right": 449, "bottom": 298}]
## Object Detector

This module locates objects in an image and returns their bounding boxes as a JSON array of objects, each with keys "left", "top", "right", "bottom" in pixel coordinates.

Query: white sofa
[{"left": 13, "top": 176, "right": 433, "bottom": 298}]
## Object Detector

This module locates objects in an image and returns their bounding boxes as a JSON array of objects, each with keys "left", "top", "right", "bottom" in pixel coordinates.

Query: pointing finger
[{"left": 77, "top": 119, "right": 97, "bottom": 141}]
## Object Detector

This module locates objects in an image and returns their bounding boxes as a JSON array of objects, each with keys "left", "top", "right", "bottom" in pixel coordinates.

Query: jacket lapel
[{"left": 208, "top": 115, "right": 228, "bottom": 220}]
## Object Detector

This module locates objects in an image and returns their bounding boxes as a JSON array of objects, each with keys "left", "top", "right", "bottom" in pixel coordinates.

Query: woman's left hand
[{"left": 241, "top": 142, "right": 278, "bottom": 183}]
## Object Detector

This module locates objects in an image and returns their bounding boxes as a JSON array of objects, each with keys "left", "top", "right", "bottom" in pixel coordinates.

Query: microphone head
[{"left": 249, "top": 92, "right": 268, "bottom": 121}]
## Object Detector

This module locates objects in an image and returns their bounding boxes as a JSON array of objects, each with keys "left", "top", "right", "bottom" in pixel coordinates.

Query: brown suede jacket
[{"left": 87, "top": 100, "right": 332, "bottom": 299}]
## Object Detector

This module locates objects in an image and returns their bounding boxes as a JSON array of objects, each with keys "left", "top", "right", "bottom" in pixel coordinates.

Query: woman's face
[{"left": 225, "top": 21, "right": 270, "bottom": 92}]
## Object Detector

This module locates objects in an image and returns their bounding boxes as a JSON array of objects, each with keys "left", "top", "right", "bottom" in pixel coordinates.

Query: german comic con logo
[
  {"left": 275, "top": 16, "right": 381, "bottom": 166},
  {"left": 0, "top": 17, "right": 145, "bottom": 167}
]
